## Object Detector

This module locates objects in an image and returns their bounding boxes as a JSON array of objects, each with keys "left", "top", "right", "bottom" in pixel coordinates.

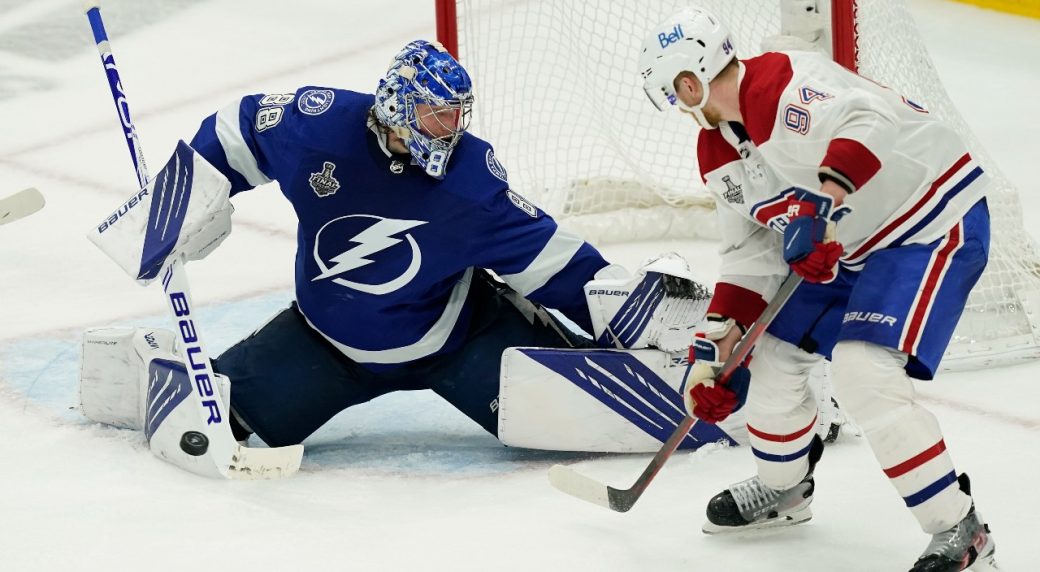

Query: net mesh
[{"left": 451, "top": 0, "right": 1040, "bottom": 368}]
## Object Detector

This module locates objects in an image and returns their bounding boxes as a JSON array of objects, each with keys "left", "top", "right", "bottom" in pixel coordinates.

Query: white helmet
[{"left": 638, "top": 7, "right": 736, "bottom": 129}]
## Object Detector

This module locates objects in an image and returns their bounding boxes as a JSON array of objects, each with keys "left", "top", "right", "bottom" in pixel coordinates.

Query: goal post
[{"left": 436, "top": 0, "right": 1040, "bottom": 370}]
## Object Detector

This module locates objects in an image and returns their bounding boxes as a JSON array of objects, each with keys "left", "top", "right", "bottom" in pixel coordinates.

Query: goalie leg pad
[
  {"left": 81, "top": 326, "right": 231, "bottom": 434},
  {"left": 499, "top": 346, "right": 744, "bottom": 452},
  {"left": 81, "top": 326, "right": 177, "bottom": 429}
]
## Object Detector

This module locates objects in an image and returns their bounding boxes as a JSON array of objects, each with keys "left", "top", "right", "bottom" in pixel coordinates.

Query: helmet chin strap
[{"left": 675, "top": 77, "right": 718, "bottom": 130}]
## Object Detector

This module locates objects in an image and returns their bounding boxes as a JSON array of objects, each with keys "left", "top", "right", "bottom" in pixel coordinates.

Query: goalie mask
[
  {"left": 638, "top": 7, "right": 735, "bottom": 129},
  {"left": 374, "top": 40, "right": 474, "bottom": 179}
]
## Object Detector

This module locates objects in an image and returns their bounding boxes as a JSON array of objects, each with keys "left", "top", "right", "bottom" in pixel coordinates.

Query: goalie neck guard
[{"left": 373, "top": 40, "right": 474, "bottom": 179}]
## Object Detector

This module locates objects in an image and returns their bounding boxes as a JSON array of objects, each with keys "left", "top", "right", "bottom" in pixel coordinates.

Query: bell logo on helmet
[{"left": 658, "top": 24, "right": 684, "bottom": 48}]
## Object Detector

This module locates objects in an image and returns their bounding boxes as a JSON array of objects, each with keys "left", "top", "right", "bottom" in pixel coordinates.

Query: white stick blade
[
  {"left": 548, "top": 464, "right": 611, "bottom": 509},
  {"left": 227, "top": 444, "right": 304, "bottom": 480},
  {"left": 0, "top": 188, "right": 44, "bottom": 225}
]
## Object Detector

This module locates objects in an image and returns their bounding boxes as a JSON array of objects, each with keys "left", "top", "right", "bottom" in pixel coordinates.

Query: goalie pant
[{"left": 212, "top": 270, "right": 596, "bottom": 447}]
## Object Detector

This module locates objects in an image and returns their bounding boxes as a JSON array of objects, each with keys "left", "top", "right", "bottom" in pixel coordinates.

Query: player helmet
[
  {"left": 374, "top": 40, "right": 474, "bottom": 179},
  {"left": 638, "top": 7, "right": 735, "bottom": 129}
]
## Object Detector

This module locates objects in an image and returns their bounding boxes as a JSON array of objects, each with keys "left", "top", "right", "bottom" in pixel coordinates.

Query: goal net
[{"left": 437, "top": 0, "right": 1040, "bottom": 370}]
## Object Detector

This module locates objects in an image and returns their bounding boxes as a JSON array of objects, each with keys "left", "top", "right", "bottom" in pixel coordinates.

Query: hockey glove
[
  {"left": 781, "top": 187, "right": 852, "bottom": 284},
  {"left": 681, "top": 336, "right": 751, "bottom": 424},
  {"left": 584, "top": 253, "right": 712, "bottom": 352}
]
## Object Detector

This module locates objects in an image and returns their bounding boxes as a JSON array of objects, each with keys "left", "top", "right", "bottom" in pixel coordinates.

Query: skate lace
[{"left": 729, "top": 478, "right": 780, "bottom": 514}]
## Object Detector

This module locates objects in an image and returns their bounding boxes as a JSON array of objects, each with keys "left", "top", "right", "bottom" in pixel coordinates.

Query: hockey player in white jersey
[
  {"left": 81, "top": 40, "right": 731, "bottom": 474},
  {"left": 639, "top": 7, "right": 997, "bottom": 571}
]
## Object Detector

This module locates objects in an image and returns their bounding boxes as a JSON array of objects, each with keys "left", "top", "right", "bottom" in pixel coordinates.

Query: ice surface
[{"left": 0, "top": 1, "right": 1037, "bottom": 570}]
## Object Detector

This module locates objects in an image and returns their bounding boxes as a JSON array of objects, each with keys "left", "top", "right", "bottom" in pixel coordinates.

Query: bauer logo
[
  {"left": 96, "top": 188, "right": 149, "bottom": 233},
  {"left": 658, "top": 24, "right": 684, "bottom": 48},
  {"left": 843, "top": 311, "right": 898, "bottom": 327},
  {"left": 298, "top": 89, "right": 334, "bottom": 115}
]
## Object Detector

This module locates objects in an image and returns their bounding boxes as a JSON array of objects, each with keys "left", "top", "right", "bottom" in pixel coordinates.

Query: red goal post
[{"left": 436, "top": 0, "right": 1040, "bottom": 370}]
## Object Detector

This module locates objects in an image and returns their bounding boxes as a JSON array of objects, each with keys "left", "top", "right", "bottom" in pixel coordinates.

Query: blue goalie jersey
[{"left": 189, "top": 87, "right": 609, "bottom": 369}]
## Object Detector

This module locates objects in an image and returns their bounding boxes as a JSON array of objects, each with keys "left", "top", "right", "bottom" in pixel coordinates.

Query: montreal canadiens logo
[
  {"left": 298, "top": 89, "right": 334, "bottom": 115},
  {"left": 312, "top": 215, "right": 427, "bottom": 295}
]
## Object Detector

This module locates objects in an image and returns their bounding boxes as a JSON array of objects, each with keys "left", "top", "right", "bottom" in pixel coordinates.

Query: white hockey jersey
[{"left": 700, "top": 51, "right": 988, "bottom": 326}]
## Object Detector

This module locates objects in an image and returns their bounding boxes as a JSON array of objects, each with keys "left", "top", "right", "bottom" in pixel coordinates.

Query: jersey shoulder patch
[{"left": 486, "top": 149, "right": 508, "bottom": 183}]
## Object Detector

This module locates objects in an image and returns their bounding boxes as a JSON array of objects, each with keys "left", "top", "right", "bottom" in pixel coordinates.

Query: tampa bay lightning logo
[
  {"left": 312, "top": 214, "right": 427, "bottom": 295},
  {"left": 298, "top": 89, "right": 334, "bottom": 115},
  {"left": 486, "top": 149, "right": 507, "bottom": 182}
]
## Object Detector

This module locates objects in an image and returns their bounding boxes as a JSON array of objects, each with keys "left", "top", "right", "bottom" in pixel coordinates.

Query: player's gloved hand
[
  {"left": 781, "top": 187, "right": 852, "bottom": 284},
  {"left": 681, "top": 336, "right": 751, "bottom": 424},
  {"left": 584, "top": 253, "right": 713, "bottom": 352}
]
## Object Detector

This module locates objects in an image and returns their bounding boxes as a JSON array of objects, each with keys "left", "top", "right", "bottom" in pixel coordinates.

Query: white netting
[{"left": 450, "top": 0, "right": 1040, "bottom": 368}]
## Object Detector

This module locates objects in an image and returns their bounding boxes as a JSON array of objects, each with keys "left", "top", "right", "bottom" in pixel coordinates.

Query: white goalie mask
[{"left": 638, "top": 7, "right": 736, "bottom": 129}]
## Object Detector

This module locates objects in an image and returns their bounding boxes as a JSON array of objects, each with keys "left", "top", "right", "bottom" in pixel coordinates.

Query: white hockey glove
[
  {"left": 87, "top": 141, "right": 233, "bottom": 286},
  {"left": 585, "top": 252, "right": 712, "bottom": 352}
]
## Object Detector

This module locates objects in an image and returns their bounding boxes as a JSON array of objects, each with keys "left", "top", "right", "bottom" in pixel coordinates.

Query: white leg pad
[{"left": 81, "top": 326, "right": 231, "bottom": 431}]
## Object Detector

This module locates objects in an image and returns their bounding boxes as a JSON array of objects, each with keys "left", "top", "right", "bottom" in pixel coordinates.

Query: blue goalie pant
[
  {"left": 769, "top": 199, "right": 990, "bottom": 379},
  {"left": 212, "top": 272, "right": 593, "bottom": 447}
]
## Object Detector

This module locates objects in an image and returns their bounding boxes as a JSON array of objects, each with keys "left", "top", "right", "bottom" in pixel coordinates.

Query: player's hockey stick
[
  {"left": 549, "top": 273, "right": 804, "bottom": 512},
  {"left": 0, "top": 188, "right": 45, "bottom": 226},
  {"left": 83, "top": 1, "right": 302, "bottom": 479}
]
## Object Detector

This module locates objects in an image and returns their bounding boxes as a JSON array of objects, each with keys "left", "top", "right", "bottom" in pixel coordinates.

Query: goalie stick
[
  {"left": 0, "top": 188, "right": 44, "bottom": 226},
  {"left": 548, "top": 273, "right": 804, "bottom": 512},
  {"left": 83, "top": 1, "right": 302, "bottom": 479}
]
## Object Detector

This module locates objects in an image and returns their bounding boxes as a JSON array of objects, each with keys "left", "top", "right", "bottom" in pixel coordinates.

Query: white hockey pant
[{"left": 830, "top": 340, "right": 972, "bottom": 534}]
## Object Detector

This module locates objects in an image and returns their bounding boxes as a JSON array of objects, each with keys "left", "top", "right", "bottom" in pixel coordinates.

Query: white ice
[{"left": 0, "top": 1, "right": 1038, "bottom": 570}]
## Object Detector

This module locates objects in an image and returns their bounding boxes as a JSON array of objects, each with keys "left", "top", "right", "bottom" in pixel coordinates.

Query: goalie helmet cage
[{"left": 436, "top": 0, "right": 1040, "bottom": 370}]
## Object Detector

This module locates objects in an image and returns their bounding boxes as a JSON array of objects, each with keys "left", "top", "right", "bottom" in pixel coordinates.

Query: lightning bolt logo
[{"left": 312, "top": 215, "right": 427, "bottom": 295}]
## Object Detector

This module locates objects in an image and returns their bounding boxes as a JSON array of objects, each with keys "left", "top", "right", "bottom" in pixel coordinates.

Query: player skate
[
  {"left": 703, "top": 434, "right": 822, "bottom": 534},
  {"left": 909, "top": 474, "right": 998, "bottom": 572}
]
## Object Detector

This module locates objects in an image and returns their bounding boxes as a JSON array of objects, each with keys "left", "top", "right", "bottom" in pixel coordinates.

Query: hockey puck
[{"left": 179, "top": 431, "right": 209, "bottom": 456}]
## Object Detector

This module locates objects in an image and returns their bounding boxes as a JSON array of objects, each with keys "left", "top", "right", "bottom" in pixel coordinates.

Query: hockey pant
[{"left": 213, "top": 271, "right": 593, "bottom": 447}]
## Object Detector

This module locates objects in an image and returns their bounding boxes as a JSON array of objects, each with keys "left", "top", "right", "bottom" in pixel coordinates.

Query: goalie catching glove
[
  {"left": 584, "top": 252, "right": 712, "bottom": 352},
  {"left": 782, "top": 187, "right": 852, "bottom": 284},
  {"left": 681, "top": 323, "right": 751, "bottom": 424}
]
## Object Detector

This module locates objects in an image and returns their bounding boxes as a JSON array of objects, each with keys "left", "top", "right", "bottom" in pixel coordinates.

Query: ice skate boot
[
  {"left": 703, "top": 435, "right": 823, "bottom": 534},
  {"left": 909, "top": 474, "right": 998, "bottom": 571}
]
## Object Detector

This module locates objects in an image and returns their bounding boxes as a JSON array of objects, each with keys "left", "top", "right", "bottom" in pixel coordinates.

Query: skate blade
[
  {"left": 702, "top": 507, "right": 812, "bottom": 535},
  {"left": 969, "top": 549, "right": 1000, "bottom": 571}
]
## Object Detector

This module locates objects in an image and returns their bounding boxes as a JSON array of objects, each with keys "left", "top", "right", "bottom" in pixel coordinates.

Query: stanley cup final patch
[{"left": 309, "top": 161, "right": 341, "bottom": 197}]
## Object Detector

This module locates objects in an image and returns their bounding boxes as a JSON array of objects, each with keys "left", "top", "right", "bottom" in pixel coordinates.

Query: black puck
[{"left": 180, "top": 431, "right": 209, "bottom": 456}]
